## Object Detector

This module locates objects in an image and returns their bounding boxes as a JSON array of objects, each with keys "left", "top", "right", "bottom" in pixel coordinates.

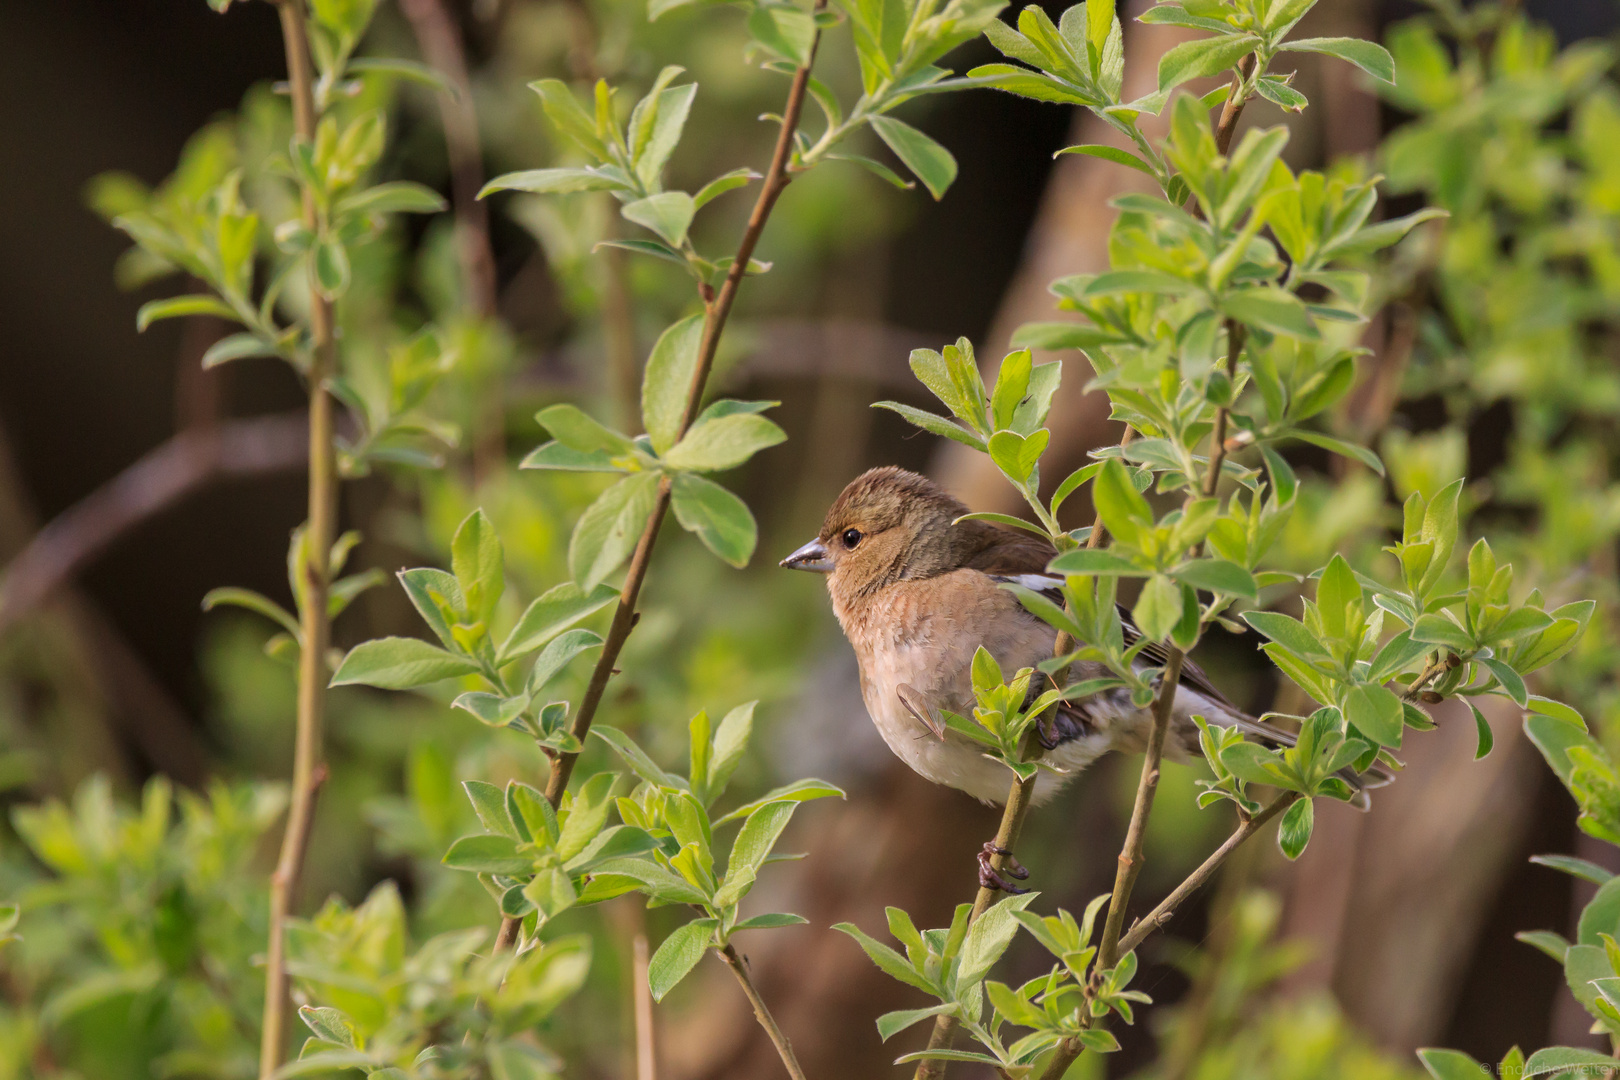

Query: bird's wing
[
  {"left": 962, "top": 525, "right": 1058, "bottom": 575},
  {"left": 985, "top": 571, "right": 1242, "bottom": 713}
]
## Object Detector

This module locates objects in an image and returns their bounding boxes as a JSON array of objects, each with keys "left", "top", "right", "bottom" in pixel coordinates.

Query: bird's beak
[{"left": 781, "top": 537, "right": 833, "bottom": 573}]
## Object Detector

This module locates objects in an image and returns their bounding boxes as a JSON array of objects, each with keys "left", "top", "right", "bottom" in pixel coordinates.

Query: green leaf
[
  {"left": 1578, "top": 879, "right": 1620, "bottom": 948},
  {"left": 347, "top": 57, "right": 455, "bottom": 95},
  {"left": 876, "top": 1003, "right": 958, "bottom": 1042},
  {"left": 1048, "top": 547, "right": 1145, "bottom": 576},
  {"left": 1281, "top": 37, "right": 1395, "bottom": 84},
  {"left": 299, "top": 1006, "right": 356, "bottom": 1048},
  {"left": 640, "top": 314, "right": 706, "bottom": 455},
  {"left": 1173, "top": 558, "right": 1258, "bottom": 598},
  {"left": 442, "top": 834, "right": 531, "bottom": 875},
  {"left": 632, "top": 80, "right": 696, "bottom": 189},
  {"left": 1345, "top": 683, "right": 1404, "bottom": 748},
  {"left": 832, "top": 922, "right": 938, "bottom": 995},
  {"left": 569, "top": 473, "right": 660, "bottom": 589},
  {"left": 1284, "top": 429, "right": 1385, "bottom": 475},
  {"left": 1158, "top": 34, "right": 1259, "bottom": 91},
  {"left": 749, "top": 5, "right": 816, "bottom": 65},
  {"left": 202, "top": 333, "right": 279, "bottom": 368},
  {"left": 1054, "top": 143, "right": 1155, "bottom": 176},
  {"left": 871, "top": 402, "right": 987, "bottom": 451},
  {"left": 623, "top": 192, "right": 696, "bottom": 247},
  {"left": 536, "top": 404, "right": 636, "bottom": 456},
  {"left": 828, "top": 153, "right": 917, "bottom": 191},
  {"left": 329, "top": 637, "right": 479, "bottom": 689},
  {"left": 1468, "top": 700, "right": 1493, "bottom": 761},
  {"left": 525, "top": 628, "right": 603, "bottom": 693},
  {"left": 463, "top": 780, "right": 518, "bottom": 839},
  {"left": 499, "top": 582, "right": 618, "bottom": 663},
  {"left": 1478, "top": 656, "right": 1529, "bottom": 708},
  {"left": 1277, "top": 796, "right": 1313, "bottom": 860},
  {"left": 869, "top": 115, "right": 958, "bottom": 200},
  {"left": 336, "top": 181, "right": 447, "bottom": 217},
  {"left": 692, "top": 168, "right": 760, "bottom": 210},
  {"left": 648, "top": 919, "right": 716, "bottom": 1002},
  {"left": 670, "top": 473, "right": 758, "bottom": 568},
  {"left": 1410, "top": 612, "right": 1473, "bottom": 652},
  {"left": 479, "top": 167, "right": 628, "bottom": 198},
  {"left": 1222, "top": 288, "right": 1318, "bottom": 339},
  {"left": 1521, "top": 1048, "right": 1620, "bottom": 1077},
  {"left": 716, "top": 779, "right": 845, "bottom": 824},
  {"left": 1243, "top": 610, "right": 1329, "bottom": 659},
  {"left": 732, "top": 912, "right": 809, "bottom": 932},
  {"left": 451, "top": 509, "right": 504, "bottom": 622},
  {"left": 591, "top": 726, "right": 686, "bottom": 790},
  {"left": 987, "top": 429, "right": 1050, "bottom": 483},
  {"left": 664, "top": 414, "right": 786, "bottom": 472},
  {"left": 1093, "top": 458, "right": 1152, "bottom": 549},
  {"left": 1416, "top": 1049, "right": 1488, "bottom": 1080},
  {"left": 312, "top": 238, "right": 350, "bottom": 300},
  {"left": 202, "top": 587, "right": 301, "bottom": 638},
  {"left": 136, "top": 295, "right": 239, "bottom": 332},
  {"left": 958, "top": 892, "right": 1038, "bottom": 987},
  {"left": 1134, "top": 574, "right": 1183, "bottom": 642},
  {"left": 715, "top": 801, "right": 799, "bottom": 908},
  {"left": 1515, "top": 930, "right": 1571, "bottom": 962},
  {"left": 1531, "top": 855, "right": 1614, "bottom": 885}
]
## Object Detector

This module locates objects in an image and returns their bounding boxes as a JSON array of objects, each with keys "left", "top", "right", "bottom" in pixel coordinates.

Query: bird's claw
[
  {"left": 1036, "top": 717, "right": 1061, "bottom": 751},
  {"left": 977, "top": 842, "right": 1031, "bottom": 893}
]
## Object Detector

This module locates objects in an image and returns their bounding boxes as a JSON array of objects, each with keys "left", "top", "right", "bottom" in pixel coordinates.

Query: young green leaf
[
  {"left": 569, "top": 473, "right": 661, "bottom": 589},
  {"left": 329, "top": 637, "right": 480, "bottom": 689},
  {"left": 648, "top": 919, "right": 716, "bottom": 1002},
  {"left": 869, "top": 115, "right": 958, "bottom": 200}
]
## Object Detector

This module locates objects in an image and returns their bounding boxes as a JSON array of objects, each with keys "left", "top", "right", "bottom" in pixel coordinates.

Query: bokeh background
[{"left": 2, "top": 0, "right": 1620, "bottom": 1076}]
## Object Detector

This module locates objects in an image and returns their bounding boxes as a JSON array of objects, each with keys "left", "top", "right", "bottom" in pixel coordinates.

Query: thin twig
[
  {"left": 1095, "top": 647, "right": 1184, "bottom": 970},
  {"left": 0, "top": 414, "right": 308, "bottom": 632},
  {"left": 492, "top": 27, "right": 832, "bottom": 1052},
  {"left": 1201, "top": 322, "right": 1245, "bottom": 499},
  {"left": 1115, "top": 790, "right": 1297, "bottom": 957},
  {"left": 718, "top": 944, "right": 808, "bottom": 1080},
  {"left": 1083, "top": 427, "right": 1134, "bottom": 550},
  {"left": 261, "top": 1, "right": 340, "bottom": 1075},
  {"left": 1213, "top": 55, "right": 1256, "bottom": 157},
  {"left": 534, "top": 4, "right": 828, "bottom": 810},
  {"left": 1037, "top": 790, "right": 1298, "bottom": 1080}
]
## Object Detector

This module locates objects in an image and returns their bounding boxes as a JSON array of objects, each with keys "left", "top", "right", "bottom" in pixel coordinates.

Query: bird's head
[{"left": 781, "top": 466, "right": 974, "bottom": 599}]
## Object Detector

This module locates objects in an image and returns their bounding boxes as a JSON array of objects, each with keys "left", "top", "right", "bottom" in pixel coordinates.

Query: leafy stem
[{"left": 260, "top": 1, "right": 341, "bottom": 1076}]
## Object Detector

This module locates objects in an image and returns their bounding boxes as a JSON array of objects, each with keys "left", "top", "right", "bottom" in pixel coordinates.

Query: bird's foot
[
  {"left": 1036, "top": 716, "right": 1062, "bottom": 751},
  {"left": 977, "top": 842, "right": 1031, "bottom": 894}
]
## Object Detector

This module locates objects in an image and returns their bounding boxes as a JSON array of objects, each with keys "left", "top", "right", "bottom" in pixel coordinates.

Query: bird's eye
[{"left": 842, "top": 529, "right": 862, "bottom": 549}]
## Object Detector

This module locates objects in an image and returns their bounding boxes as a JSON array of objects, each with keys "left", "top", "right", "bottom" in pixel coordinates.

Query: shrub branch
[{"left": 260, "top": 1, "right": 340, "bottom": 1075}]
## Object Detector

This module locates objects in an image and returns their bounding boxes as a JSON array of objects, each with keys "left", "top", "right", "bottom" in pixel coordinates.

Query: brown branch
[
  {"left": 493, "top": 1, "right": 831, "bottom": 986},
  {"left": 262, "top": 1, "right": 341, "bottom": 1074},
  {"left": 1037, "top": 790, "right": 1299, "bottom": 1080},
  {"left": 0, "top": 413, "right": 307, "bottom": 633},
  {"left": 396, "top": 0, "right": 505, "bottom": 478},
  {"left": 719, "top": 944, "right": 808, "bottom": 1080},
  {"left": 1095, "top": 646, "right": 1185, "bottom": 970},
  {"left": 1201, "top": 321, "right": 1245, "bottom": 499},
  {"left": 1213, "top": 55, "right": 1256, "bottom": 157},
  {"left": 1116, "top": 790, "right": 1297, "bottom": 956}
]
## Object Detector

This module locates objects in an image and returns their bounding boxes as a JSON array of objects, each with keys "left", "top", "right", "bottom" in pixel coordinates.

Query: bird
[{"left": 781, "top": 466, "right": 1387, "bottom": 892}]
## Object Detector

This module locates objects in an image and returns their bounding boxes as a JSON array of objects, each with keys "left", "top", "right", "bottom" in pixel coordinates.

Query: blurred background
[{"left": 2, "top": 0, "right": 1619, "bottom": 1077}]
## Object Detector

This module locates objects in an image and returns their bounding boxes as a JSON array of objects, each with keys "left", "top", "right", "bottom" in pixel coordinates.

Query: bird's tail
[{"left": 1223, "top": 712, "right": 1395, "bottom": 812}]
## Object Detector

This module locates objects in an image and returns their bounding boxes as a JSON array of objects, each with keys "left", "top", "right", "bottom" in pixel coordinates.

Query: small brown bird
[{"left": 783, "top": 467, "right": 1379, "bottom": 889}]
